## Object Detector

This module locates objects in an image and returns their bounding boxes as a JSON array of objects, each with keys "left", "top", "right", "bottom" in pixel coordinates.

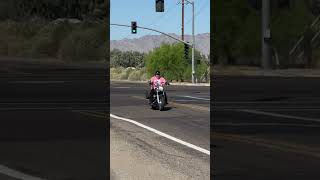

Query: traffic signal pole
[
  {"left": 191, "top": 1, "right": 195, "bottom": 83},
  {"left": 184, "top": 0, "right": 195, "bottom": 83},
  {"left": 182, "top": 0, "right": 184, "bottom": 41},
  {"left": 110, "top": 23, "right": 192, "bottom": 46},
  {"left": 112, "top": 0, "right": 196, "bottom": 83},
  {"left": 262, "top": 0, "right": 271, "bottom": 69}
]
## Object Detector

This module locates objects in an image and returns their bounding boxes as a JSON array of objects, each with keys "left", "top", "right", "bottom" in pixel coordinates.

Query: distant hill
[{"left": 110, "top": 33, "right": 210, "bottom": 56}]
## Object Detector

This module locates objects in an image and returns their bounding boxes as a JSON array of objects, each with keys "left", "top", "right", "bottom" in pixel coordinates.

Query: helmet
[{"left": 155, "top": 71, "right": 160, "bottom": 75}]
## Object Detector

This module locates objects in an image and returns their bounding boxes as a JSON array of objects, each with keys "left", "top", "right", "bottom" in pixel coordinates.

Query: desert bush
[{"left": 58, "top": 26, "right": 105, "bottom": 61}]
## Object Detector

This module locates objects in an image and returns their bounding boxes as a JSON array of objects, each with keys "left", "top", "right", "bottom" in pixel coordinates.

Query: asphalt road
[
  {"left": 212, "top": 76, "right": 320, "bottom": 180},
  {"left": 0, "top": 59, "right": 108, "bottom": 180},
  {"left": 4, "top": 58, "right": 318, "bottom": 179},
  {"left": 110, "top": 81, "right": 210, "bottom": 179}
]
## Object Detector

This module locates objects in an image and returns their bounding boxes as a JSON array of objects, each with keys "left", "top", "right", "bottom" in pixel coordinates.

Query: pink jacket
[{"left": 150, "top": 76, "right": 166, "bottom": 89}]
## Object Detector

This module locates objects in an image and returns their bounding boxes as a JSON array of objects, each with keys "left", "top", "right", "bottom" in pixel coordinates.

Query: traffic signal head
[
  {"left": 156, "top": 0, "right": 164, "bottom": 12},
  {"left": 131, "top": 21, "right": 137, "bottom": 34},
  {"left": 184, "top": 43, "right": 189, "bottom": 60}
]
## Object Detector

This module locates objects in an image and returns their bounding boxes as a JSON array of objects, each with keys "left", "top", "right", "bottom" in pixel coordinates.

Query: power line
[
  {"left": 112, "top": 2, "right": 181, "bottom": 40},
  {"left": 135, "top": 1, "right": 181, "bottom": 39},
  {"left": 146, "top": 1, "right": 177, "bottom": 27},
  {"left": 185, "top": 0, "right": 209, "bottom": 25}
]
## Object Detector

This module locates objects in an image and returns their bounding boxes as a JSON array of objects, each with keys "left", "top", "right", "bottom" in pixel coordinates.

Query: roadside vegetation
[
  {"left": 0, "top": 19, "right": 106, "bottom": 62},
  {"left": 214, "top": 0, "right": 320, "bottom": 68},
  {"left": 110, "top": 43, "right": 210, "bottom": 83},
  {"left": 0, "top": 0, "right": 107, "bottom": 62}
]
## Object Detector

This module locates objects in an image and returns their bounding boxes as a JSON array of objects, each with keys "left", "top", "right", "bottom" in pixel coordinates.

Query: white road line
[
  {"left": 0, "top": 165, "right": 45, "bottom": 180},
  {"left": 216, "top": 107, "right": 320, "bottom": 110},
  {"left": 214, "top": 101, "right": 320, "bottom": 104},
  {"left": 0, "top": 107, "right": 104, "bottom": 110},
  {"left": 9, "top": 81, "right": 65, "bottom": 84},
  {"left": 174, "top": 99, "right": 198, "bottom": 102},
  {"left": 110, "top": 114, "right": 210, "bottom": 155},
  {"left": 238, "top": 109, "right": 320, "bottom": 123},
  {"left": 0, "top": 102, "right": 105, "bottom": 104},
  {"left": 213, "top": 122, "right": 320, "bottom": 127},
  {"left": 112, "top": 87, "right": 130, "bottom": 89},
  {"left": 179, "top": 96, "right": 210, "bottom": 101}
]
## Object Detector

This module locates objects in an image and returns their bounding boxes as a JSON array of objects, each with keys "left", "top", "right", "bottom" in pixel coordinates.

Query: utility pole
[
  {"left": 191, "top": 0, "right": 195, "bottom": 83},
  {"left": 184, "top": 0, "right": 195, "bottom": 83},
  {"left": 179, "top": 0, "right": 195, "bottom": 83},
  {"left": 182, "top": 0, "right": 184, "bottom": 41},
  {"left": 262, "top": 0, "right": 271, "bottom": 69}
]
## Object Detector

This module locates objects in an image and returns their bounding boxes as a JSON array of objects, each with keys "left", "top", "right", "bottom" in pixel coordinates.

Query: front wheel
[{"left": 159, "top": 96, "right": 165, "bottom": 111}]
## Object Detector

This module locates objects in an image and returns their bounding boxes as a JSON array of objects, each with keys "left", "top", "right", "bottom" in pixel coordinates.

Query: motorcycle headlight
[{"left": 159, "top": 86, "right": 163, "bottom": 91}]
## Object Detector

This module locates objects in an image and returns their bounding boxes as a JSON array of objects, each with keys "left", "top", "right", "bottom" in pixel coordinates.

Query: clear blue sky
[{"left": 110, "top": 0, "right": 210, "bottom": 40}]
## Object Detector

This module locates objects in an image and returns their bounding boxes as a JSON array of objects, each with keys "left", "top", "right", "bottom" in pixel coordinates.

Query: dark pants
[{"left": 149, "top": 89, "right": 155, "bottom": 104}]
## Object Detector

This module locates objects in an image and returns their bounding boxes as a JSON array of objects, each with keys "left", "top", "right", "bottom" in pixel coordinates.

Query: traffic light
[
  {"left": 184, "top": 43, "right": 189, "bottom": 60},
  {"left": 131, "top": 21, "right": 137, "bottom": 34},
  {"left": 156, "top": 0, "right": 164, "bottom": 12}
]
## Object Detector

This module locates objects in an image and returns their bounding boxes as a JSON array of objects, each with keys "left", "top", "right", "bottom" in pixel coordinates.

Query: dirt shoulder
[{"left": 110, "top": 118, "right": 210, "bottom": 180}]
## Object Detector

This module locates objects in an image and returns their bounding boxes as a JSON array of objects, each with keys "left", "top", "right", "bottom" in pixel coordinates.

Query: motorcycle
[{"left": 146, "top": 81, "right": 169, "bottom": 111}]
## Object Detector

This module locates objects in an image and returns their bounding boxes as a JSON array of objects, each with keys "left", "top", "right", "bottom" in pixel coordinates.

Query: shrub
[{"left": 58, "top": 26, "right": 105, "bottom": 61}]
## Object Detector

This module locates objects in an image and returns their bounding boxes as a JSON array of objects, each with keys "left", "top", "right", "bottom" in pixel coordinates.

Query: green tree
[{"left": 145, "top": 43, "right": 207, "bottom": 82}]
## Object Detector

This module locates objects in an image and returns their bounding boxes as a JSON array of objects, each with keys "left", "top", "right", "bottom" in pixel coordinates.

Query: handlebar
[{"left": 148, "top": 81, "right": 170, "bottom": 86}]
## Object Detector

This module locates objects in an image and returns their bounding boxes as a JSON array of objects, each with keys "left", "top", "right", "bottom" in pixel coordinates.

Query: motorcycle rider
[{"left": 148, "top": 70, "right": 168, "bottom": 105}]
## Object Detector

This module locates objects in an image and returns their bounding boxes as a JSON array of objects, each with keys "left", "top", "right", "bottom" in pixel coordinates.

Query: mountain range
[{"left": 110, "top": 33, "right": 210, "bottom": 56}]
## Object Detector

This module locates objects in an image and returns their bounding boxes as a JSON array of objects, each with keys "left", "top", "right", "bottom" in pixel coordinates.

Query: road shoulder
[{"left": 110, "top": 118, "right": 210, "bottom": 180}]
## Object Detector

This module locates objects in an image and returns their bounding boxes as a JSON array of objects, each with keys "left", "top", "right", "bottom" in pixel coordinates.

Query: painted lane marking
[
  {"left": 131, "top": 96, "right": 210, "bottom": 112},
  {"left": 110, "top": 114, "right": 210, "bottom": 155},
  {"left": 174, "top": 99, "right": 198, "bottom": 102},
  {"left": 214, "top": 101, "right": 320, "bottom": 104},
  {"left": 75, "top": 110, "right": 210, "bottom": 155},
  {"left": 0, "top": 164, "right": 45, "bottom": 180},
  {"left": 112, "top": 87, "right": 130, "bottom": 89},
  {"left": 9, "top": 81, "right": 65, "bottom": 84},
  {"left": 238, "top": 109, "right": 320, "bottom": 123},
  {"left": 179, "top": 96, "right": 210, "bottom": 101},
  {"left": 213, "top": 122, "right": 320, "bottom": 127},
  {"left": 213, "top": 132, "right": 320, "bottom": 159}
]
